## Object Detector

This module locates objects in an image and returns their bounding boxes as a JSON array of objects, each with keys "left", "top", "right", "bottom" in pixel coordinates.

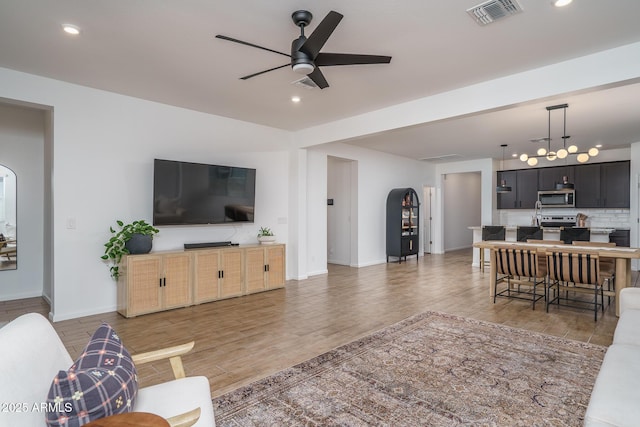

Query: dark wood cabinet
[
  {"left": 386, "top": 188, "right": 419, "bottom": 263},
  {"left": 601, "top": 161, "right": 630, "bottom": 208},
  {"left": 538, "top": 165, "right": 575, "bottom": 191},
  {"left": 498, "top": 161, "right": 629, "bottom": 209},
  {"left": 497, "top": 169, "right": 538, "bottom": 209},
  {"left": 497, "top": 170, "right": 517, "bottom": 209},
  {"left": 574, "top": 161, "right": 629, "bottom": 208}
]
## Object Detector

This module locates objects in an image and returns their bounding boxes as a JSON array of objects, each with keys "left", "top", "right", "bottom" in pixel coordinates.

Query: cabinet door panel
[
  {"left": 128, "top": 257, "right": 162, "bottom": 315},
  {"left": 245, "top": 248, "right": 266, "bottom": 293},
  {"left": 601, "top": 162, "right": 630, "bottom": 208},
  {"left": 516, "top": 169, "right": 539, "bottom": 209},
  {"left": 194, "top": 251, "right": 220, "bottom": 303},
  {"left": 163, "top": 254, "right": 192, "bottom": 308},
  {"left": 575, "top": 164, "right": 601, "bottom": 207},
  {"left": 266, "top": 246, "right": 285, "bottom": 289},
  {"left": 220, "top": 250, "right": 243, "bottom": 298},
  {"left": 497, "top": 171, "right": 517, "bottom": 209}
]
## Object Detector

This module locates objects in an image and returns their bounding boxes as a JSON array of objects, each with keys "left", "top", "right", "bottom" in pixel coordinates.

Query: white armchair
[{"left": 0, "top": 313, "right": 215, "bottom": 427}]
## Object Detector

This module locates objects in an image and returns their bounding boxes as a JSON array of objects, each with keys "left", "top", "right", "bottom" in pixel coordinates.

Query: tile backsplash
[{"left": 499, "top": 208, "right": 630, "bottom": 229}]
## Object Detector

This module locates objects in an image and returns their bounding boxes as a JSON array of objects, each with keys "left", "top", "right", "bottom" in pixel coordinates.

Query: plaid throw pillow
[{"left": 45, "top": 323, "right": 138, "bottom": 426}]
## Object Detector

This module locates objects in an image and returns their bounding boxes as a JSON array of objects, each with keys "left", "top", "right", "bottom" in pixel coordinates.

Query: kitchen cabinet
[
  {"left": 601, "top": 161, "right": 630, "bottom": 208},
  {"left": 497, "top": 169, "right": 538, "bottom": 209},
  {"left": 386, "top": 188, "right": 419, "bottom": 262},
  {"left": 574, "top": 161, "right": 629, "bottom": 208},
  {"left": 538, "top": 165, "right": 575, "bottom": 191}
]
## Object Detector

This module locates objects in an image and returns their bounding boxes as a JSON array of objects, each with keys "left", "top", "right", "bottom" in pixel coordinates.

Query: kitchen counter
[{"left": 469, "top": 225, "right": 614, "bottom": 268}]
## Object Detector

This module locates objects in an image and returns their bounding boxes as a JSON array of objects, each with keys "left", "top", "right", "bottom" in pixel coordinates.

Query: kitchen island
[{"left": 469, "top": 225, "right": 613, "bottom": 268}]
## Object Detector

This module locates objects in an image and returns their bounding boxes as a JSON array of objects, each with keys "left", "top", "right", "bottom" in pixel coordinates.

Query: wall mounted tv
[{"left": 153, "top": 159, "right": 256, "bottom": 226}]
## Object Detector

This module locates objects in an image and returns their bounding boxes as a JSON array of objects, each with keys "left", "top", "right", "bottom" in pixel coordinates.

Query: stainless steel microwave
[{"left": 537, "top": 190, "right": 575, "bottom": 207}]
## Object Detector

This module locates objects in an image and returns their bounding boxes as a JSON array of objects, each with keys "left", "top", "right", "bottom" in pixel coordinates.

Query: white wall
[
  {"left": 308, "top": 142, "right": 432, "bottom": 271},
  {"left": 0, "top": 103, "right": 45, "bottom": 300},
  {"left": 442, "top": 172, "right": 481, "bottom": 251},
  {"left": 433, "top": 159, "right": 494, "bottom": 254},
  {"left": 0, "top": 67, "right": 292, "bottom": 321}
]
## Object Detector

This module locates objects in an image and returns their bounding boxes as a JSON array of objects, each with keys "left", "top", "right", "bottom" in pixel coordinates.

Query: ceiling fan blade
[
  {"left": 240, "top": 63, "right": 290, "bottom": 80},
  {"left": 299, "top": 11, "right": 343, "bottom": 59},
  {"left": 308, "top": 67, "right": 329, "bottom": 89},
  {"left": 315, "top": 53, "right": 392, "bottom": 66},
  {"left": 215, "top": 35, "right": 291, "bottom": 58}
]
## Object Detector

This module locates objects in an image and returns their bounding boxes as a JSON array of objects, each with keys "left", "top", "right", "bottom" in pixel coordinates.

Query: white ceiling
[{"left": 2, "top": 0, "right": 640, "bottom": 162}]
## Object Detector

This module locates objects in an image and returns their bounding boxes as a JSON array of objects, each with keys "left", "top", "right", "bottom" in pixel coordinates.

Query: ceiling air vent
[
  {"left": 291, "top": 76, "right": 318, "bottom": 90},
  {"left": 467, "top": 0, "right": 523, "bottom": 26}
]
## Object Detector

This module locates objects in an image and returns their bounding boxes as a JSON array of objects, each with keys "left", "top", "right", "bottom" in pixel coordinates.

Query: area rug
[{"left": 212, "top": 311, "right": 606, "bottom": 426}]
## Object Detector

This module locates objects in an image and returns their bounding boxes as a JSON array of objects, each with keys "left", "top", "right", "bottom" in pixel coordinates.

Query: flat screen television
[{"left": 153, "top": 159, "right": 256, "bottom": 226}]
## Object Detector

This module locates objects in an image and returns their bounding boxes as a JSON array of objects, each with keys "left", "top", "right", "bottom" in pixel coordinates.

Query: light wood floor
[{"left": 1, "top": 248, "right": 633, "bottom": 398}]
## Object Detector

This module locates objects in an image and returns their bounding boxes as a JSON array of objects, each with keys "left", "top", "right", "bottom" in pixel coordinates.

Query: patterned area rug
[{"left": 212, "top": 311, "right": 605, "bottom": 426}]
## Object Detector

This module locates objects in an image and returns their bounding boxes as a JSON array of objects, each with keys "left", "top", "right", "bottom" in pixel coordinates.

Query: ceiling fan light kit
[
  {"left": 520, "top": 103, "right": 599, "bottom": 166},
  {"left": 216, "top": 10, "right": 392, "bottom": 89}
]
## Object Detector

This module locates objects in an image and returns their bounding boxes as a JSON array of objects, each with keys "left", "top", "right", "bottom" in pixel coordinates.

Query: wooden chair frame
[{"left": 132, "top": 341, "right": 201, "bottom": 427}]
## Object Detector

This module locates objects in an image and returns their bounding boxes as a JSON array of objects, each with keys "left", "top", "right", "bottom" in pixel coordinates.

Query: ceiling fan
[{"left": 215, "top": 10, "right": 392, "bottom": 89}]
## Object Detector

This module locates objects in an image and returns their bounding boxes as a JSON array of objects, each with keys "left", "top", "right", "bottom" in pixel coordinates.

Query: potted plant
[
  {"left": 101, "top": 219, "right": 159, "bottom": 279},
  {"left": 257, "top": 226, "right": 276, "bottom": 245}
]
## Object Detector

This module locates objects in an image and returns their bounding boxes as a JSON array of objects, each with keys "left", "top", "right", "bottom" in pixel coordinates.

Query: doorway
[{"left": 327, "top": 156, "right": 357, "bottom": 266}]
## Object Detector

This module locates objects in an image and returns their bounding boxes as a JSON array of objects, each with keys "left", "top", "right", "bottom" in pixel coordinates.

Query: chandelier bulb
[
  {"left": 527, "top": 157, "right": 538, "bottom": 166},
  {"left": 577, "top": 153, "right": 589, "bottom": 163},
  {"left": 537, "top": 147, "right": 547, "bottom": 156},
  {"left": 519, "top": 153, "right": 528, "bottom": 162},
  {"left": 568, "top": 145, "right": 578, "bottom": 154},
  {"left": 556, "top": 148, "right": 568, "bottom": 159},
  {"left": 588, "top": 147, "right": 599, "bottom": 157}
]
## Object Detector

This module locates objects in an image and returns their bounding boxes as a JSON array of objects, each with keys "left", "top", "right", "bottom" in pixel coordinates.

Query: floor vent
[
  {"left": 467, "top": 0, "right": 523, "bottom": 26},
  {"left": 291, "top": 76, "right": 318, "bottom": 89}
]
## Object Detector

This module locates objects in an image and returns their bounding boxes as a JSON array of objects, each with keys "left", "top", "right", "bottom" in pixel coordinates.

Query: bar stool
[
  {"left": 560, "top": 227, "right": 590, "bottom": 244},
  {"left": 480, "top": 226, "right": 505, "bottom": 272},
  {"left": 517, "top": 226, "right": 542, "bottom": 242}
]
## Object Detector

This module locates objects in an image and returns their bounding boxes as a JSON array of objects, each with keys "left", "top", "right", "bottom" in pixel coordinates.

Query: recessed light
[
  {"left": 595, "top": 144, "right": 602, "bottom": 148},
  {"left": 62, "top": 24, "right": 80, "bottom": 35},
  {"left": 291, "top": 96, "right": 301, "bottom": 103},
  {"left": 553, "top": 0, "right": 572, "bottom": 7}
]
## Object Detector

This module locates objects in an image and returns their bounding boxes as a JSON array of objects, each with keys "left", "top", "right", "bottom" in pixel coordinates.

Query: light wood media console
[{"left": 117, "top": 244, "right": 285, "bottom": 317}]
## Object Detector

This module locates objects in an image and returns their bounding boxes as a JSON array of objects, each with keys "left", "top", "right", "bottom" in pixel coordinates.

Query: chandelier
[{"left": 519, "top": 103, "right": 600, "bottom": 166}]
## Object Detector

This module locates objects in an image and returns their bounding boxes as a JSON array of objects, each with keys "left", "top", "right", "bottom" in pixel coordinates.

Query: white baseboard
[{"left": 51, "top": 305, "right": 117, "bottom": 322}]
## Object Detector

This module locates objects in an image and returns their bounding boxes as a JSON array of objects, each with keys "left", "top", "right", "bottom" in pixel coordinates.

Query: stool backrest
[{"left": 482, "top": 226, "right": 505, "bottom": 241}]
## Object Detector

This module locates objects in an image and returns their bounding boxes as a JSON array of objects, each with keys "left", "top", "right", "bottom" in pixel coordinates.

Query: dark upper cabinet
[
  {"left": 497, "top": 169, "right": 538, "bottom": 209},
  {"left": 574, "top": 163, "right": 601, "bottom": 208},
  {"left": 601, "top": 161, "right": 630, "bottom": 208},
  {"left": 498, "top": 161, "right": 629, "bottom": 209},
  {"left": 497, "top": 170, "right": 517, "bottom": 209},
  {"left": 538, "top": 166, "right": 575, "bottom": 191},
  {"left": 574, "top": 161, "right": 629, "bottom": 208},
  {"left": 517, "top": 168, "right": 539, "bottom": 209}
]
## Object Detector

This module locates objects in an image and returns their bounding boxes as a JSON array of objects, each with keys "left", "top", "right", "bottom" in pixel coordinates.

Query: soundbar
[{"left": 184, "top": 241, "right": 233, "bottom": 249}]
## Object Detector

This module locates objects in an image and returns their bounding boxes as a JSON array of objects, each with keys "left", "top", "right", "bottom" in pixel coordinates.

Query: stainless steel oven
[{"left": 537, "top": 190, "right": 575, "bottom": 208}]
